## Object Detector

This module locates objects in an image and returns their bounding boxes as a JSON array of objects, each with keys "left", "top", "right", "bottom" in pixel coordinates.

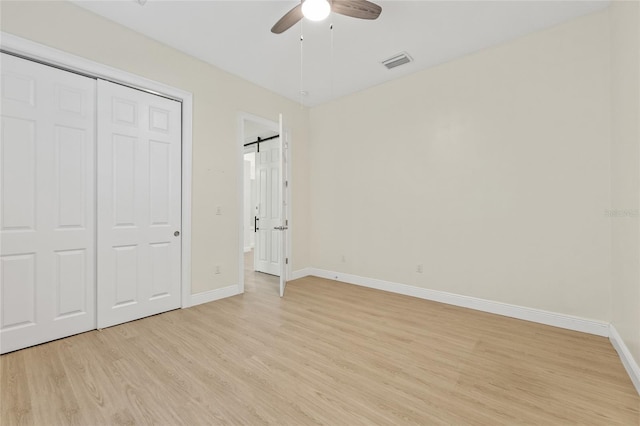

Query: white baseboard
[
  {"left": 188, "top": 285, "right": 241, "bottom": 307},
  {"left": 609, "top": 325, "right": 640, "bottom": 395},
  {"left": 291, "top": 268, "right": 313, "bottom": 281},
  {"left": 295, "top": 268, "right": 609, "bottom": 337}
]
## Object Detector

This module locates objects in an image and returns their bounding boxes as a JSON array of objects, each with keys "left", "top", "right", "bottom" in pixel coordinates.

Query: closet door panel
[
  {"left": 54, "top": 249, "right": 87, "bottom": 318},
  {"left": 0, "top": 53, "right": 96, "bottom": 354},
  {"left": 97, "top": 79, "right": 182, "bottom": 329},
  {"left": 55, "top": 125, "right": 87, "bottom": 229},
  {"left": 1, "top": 116, "right": 36, "bottom": 231},
  {"left": 0, "top": 254, "right": 36, "bottom": 329}
]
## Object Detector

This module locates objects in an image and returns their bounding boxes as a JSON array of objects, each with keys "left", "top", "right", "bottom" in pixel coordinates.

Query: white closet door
[
  {"left": 97, "top": 80, "right": 182, "bottom": 329},
  {"left": 0, "top": 54, "right": 96, "bottom": 354},
  {"left": 254, "top": 138, "right": 281, "bottom": 276}
]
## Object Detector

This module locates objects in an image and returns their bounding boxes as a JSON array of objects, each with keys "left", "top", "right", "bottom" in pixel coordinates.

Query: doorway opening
[{"left": 239, "top": 114, "right": 280, "bottom": 295}]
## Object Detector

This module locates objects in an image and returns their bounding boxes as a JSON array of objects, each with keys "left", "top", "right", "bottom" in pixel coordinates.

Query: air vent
[{"left": 381, "top": 52, "right": 413, "bottom": 70}]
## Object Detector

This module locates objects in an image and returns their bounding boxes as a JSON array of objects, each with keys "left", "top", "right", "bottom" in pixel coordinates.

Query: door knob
[{"left": 174, "top": 231, "right": 180, "bottom": 237}]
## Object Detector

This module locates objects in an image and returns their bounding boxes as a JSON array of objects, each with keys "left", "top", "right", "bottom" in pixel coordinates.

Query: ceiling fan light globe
[{"left": 302, "top": 0, "right": 331, "bottom": 21}]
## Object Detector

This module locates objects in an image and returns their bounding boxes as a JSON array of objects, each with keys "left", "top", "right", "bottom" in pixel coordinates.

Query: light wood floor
[{"left": 2, "top": 252, "right": 639, "bottom": 425}]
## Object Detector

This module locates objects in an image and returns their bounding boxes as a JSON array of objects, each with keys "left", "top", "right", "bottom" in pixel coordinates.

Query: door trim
[{"left": 1, "top": 32, "right": 194, "bottom": 308}]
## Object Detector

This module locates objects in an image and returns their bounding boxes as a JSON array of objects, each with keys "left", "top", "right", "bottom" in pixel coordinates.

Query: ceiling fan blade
[
  {"left": 271, "top": 3, "right": 303, "bottom": 34},
  {"left": 332, "top": 0, "right": 382, "bottom": 20}
]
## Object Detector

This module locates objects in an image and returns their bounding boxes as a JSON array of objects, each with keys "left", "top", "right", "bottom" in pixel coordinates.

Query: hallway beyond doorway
[{"left": 244, "top": 249, "right": 279, "bottom": 296}]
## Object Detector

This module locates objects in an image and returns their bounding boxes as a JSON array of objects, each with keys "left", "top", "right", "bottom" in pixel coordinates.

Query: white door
[
  {"left": 277, "top": 114, "right": 289, "bottom": 297},
  {"left": 254, "top": 138, "right": 281, "bottom": 276},
  {"left": 97, "top": 80, "right": 182, "bottom": 329},
  {"left": 0, "top": 54, "right": 96, "bottom": 354}
]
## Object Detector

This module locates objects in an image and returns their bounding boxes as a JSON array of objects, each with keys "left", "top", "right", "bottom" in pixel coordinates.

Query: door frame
[
  {"left": 237, "top": 112, "right": 292, "bottom": 293},
  {"left": 1, "top": 32, "right": 195, "bottom": 308}
]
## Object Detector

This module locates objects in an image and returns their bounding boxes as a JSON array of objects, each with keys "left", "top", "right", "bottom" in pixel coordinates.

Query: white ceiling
[{"left": 73, "top": 0, "right": 609, "bottom": 107}]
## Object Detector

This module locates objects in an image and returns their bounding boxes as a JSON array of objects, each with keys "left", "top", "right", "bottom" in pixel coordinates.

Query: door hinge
[
  {"left": 285, "top": 180, "right": 288, "bottom": 188},
  {"left": 286, "top": 219, "right": 288, "bottom": 226},
  {"left": 286, "top": 258, "right": 289, "bottom": 265}
]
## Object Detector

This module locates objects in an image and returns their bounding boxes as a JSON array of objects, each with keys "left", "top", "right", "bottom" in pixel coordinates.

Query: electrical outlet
[
  {"left": 341, "top": 255, "right": 346, "bottom": 263},
  {"left": 215, "top": 265, "right": 221, "bottom": 275},
  {"left": 416, "top": 264, "right": 423, "bottom": 273},
  {"left": 216, "top": 206, "right": 222, "bottom": 215}
]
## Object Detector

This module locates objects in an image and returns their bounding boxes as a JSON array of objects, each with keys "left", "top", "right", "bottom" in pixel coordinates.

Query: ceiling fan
[{"left": 271, "top": 0, "right": 382, "bottom": 34}]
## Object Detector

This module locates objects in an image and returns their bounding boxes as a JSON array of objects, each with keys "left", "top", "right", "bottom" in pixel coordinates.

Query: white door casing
[
  {"left": 97, "top": 79, "right": 182, "bottom": 329},
  {"left": 0, "top": 54, "right": 96, "bottom": 354}
]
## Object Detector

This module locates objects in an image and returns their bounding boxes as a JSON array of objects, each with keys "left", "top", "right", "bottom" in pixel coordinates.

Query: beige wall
[
  {"left": 308, "top": 11, "right": 612, "bottom": 321},
  {"left": 610, "top": 0, "right": 640, "bottom": 368},
  {"left": 0, "top": 1, "right": 310, "bottom": 294}
]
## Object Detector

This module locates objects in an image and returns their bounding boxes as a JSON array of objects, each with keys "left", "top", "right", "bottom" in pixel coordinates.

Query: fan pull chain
[
  {"left": 330, "top": 22, "right": 334, "bottom": 101},
  {"left": 299, "top": 22, "right": 305, "bottom": 108}
]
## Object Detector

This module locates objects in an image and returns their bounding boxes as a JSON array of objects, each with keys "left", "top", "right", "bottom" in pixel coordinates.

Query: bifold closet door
[
  {"left": 0, "top": 54, "right": 96, "bottom": 354},
  {"left": 97, "top": 80, "right": 182, "bottom": 329}
]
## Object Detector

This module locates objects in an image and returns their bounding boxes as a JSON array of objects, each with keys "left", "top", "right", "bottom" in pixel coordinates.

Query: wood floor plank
[
  {"left": 0, "top": 350, "right": 33, "bottom": 425},
  {"left": 1, "top": 250, "right": 639, "bottom": 425}
]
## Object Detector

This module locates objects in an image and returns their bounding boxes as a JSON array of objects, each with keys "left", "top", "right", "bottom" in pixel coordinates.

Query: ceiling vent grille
[{"left": 381, "top": 52, "right": 413, "bottom": 70}]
